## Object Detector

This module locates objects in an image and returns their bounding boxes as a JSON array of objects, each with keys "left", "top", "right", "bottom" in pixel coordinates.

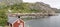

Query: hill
[{"left": 0, "top": 2, "right": 56, "bottom": 26}]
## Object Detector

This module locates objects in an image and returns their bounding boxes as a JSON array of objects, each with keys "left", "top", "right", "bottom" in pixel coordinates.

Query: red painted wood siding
[
  {"left": 13, "top": 21, "right": 20, "bottom": 27},
  {"left": 20, "top": 20, "right": 24, "bottom": 27},
  {"left": 13, "top": 20, "right": 24, "bottom": 27}
]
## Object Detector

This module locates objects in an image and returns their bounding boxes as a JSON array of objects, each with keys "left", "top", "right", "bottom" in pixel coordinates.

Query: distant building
[{"left": 7, "top": 13, "right": 24, "bottom": 27}]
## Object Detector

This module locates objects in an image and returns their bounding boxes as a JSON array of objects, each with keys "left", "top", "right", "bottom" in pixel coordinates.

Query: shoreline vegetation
[{"left": 0, "top": 1, "right": 57, "bottom": 26}]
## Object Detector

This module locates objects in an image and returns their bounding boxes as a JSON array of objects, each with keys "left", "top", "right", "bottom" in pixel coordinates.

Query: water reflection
[{"left": 25, "top": 14, "right": 60, "bottom": 27}]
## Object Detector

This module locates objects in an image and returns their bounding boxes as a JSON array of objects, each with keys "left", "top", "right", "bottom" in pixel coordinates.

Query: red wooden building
[{"left": 7, "top": 14, "right": 24, "bottom": 27}]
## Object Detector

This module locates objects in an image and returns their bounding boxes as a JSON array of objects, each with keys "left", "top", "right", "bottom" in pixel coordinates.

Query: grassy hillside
[
  {"left": 7, "top": 3, "right": 41, "bottom": 13},
  {"left": 0, "top": 3, "right": 42, "bottom": 26},
  {"left": 0, "top": 9, "right": 7, "bottom": 26},
  {"left": 0, "top": 2, "right": 56, "bottom": 26}
]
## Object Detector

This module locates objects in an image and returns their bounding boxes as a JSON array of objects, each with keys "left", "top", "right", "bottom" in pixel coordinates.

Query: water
[{"left": 25, "top": 14, "right": 60, "bottom": 27}]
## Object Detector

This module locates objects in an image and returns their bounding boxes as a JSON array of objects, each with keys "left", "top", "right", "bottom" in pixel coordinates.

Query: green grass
[{"left": 0, "top": 3, "right": 45, "bottom": 26}]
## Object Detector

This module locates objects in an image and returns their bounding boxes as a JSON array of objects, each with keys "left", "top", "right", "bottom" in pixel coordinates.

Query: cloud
[{"left": 23, "top": 0, "right": 60, "bottom": 9}]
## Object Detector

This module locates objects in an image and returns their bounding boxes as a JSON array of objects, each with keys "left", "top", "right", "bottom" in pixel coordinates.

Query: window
[{"left": 18, "top": 20, "right": 20, "bottom": 23}]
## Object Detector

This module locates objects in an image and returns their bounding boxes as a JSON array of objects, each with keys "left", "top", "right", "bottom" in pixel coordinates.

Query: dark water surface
[{"left": 25, "top": 14, "right": 60, "bottom": 27}]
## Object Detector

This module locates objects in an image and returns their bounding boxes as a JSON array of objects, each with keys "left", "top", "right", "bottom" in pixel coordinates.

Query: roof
[{"left": 8, "top": 17, "right": 19, "bottom": 24}]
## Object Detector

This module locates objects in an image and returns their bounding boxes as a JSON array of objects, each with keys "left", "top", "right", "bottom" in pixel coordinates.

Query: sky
[{"left": 23, "top": 0, "right": 60, "bottom": 9}]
